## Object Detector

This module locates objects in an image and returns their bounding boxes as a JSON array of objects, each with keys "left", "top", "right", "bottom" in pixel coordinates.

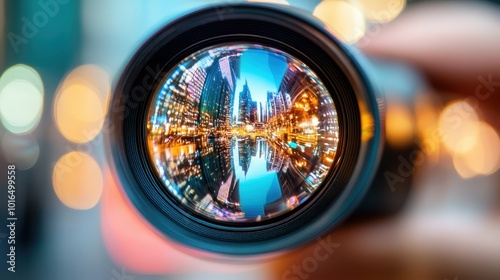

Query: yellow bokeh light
[
  {"left": 386, "top": 101, "right": 415, "bottom": 148},
  {"left": 452, "top": 122, "right": 500, "bottom": 178},
  {"left": 439, "top": 100, "right": 480, "bottom": 154},
  {"left": 415, "top": 94, "right": 439, "bottom": 138},
  {"left": 0, "top": 64, "right": 44, "bottom": 134},
  {"left": 53, "top": 152, "right": 103, "bottom": 210},
  {"left": 313, "top": 0, "right": 366, "bottom": 44},
  {"left": 469, "top": 123, "right": 500, "bottom": 175},
  {"left": 352, "top": 0, "right": 406, "bottom": 23},
  {"left": 55, "top": 84, "right": 105, "bottom": 143},
  {"left": 440, "top": 100, "right": 500, "bottom": 178},
  {"left": 359, "top": 102, "right": 374, "bottom": 142},
  {"left": 54, "top": 65, "right": 110, "bottom": 143},
  {"left": 452, "top": 155, "right": 477, "bottom": 179},
  {"left": 415, "top": 94, "right": 441, "bottom": 160}
]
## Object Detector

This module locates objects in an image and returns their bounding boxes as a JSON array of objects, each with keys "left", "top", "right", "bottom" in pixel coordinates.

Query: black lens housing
[{"left": 108, "top": 3, "right": 383, "bottom": 255}]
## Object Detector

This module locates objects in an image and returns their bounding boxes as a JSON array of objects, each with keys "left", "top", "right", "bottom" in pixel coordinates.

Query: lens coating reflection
[{"left": 147, "top": 44, "right": 339, "bottom": 223}]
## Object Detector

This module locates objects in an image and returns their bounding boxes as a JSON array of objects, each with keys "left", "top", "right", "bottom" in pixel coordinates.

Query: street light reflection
[
  {"left": 52, "top": 152, "right": 103, "bottom": 210},
  {"left": 0, "top": 64, "right": 44, "bottom": 134},
  {"left": 54, "top": 65, "right": 110, "bottom": 143},
  {"left": 313, "top": 1, "right": 366, "bottom": 44}
]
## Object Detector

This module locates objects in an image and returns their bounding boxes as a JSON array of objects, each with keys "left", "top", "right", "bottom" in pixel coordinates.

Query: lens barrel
[{"left": 108, "top": 3, "right": 405, "bottom": 255}]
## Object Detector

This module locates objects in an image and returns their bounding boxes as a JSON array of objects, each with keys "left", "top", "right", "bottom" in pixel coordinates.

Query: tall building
[
  {"left": 199, "top": 56, "right": 232, "bottom": 131},
  {"left": 267, "top": 91, "right": 275, "bottom": 119},
  {"left": 266, "top": 91, "right": 288, "bottom": 119},
  {"left": 238, "top": 139, "right": 252, "bottom": 176},
  {"left": 238, "top": 80, "right": 252, "bottom": 124},
  {"left": 258, "top": 102, "right": 263, "bottom": 123},
  {"left": 151, "top": 55, "right": 214, "bottom": 136},
  {"left": 261, "top": 100, "right": 268, "bottom": 123},
  {"left": 249, "top": 101, "right": 258, "bottom": 123},
  {"left": 278, "top": 63, "right": 307, "bottom": 98},
  {"left": 183, "top": 62, "right": 207, "bottom": 130},
  {"left": 220, "top": 54, "right": 240, "bottom": 128},
  {"left": 216, "top": 172, "right": 240, "bottom": 206}
]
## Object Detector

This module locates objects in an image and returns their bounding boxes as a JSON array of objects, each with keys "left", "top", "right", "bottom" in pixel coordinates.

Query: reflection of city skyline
[
  {"left": 147, "top": 45, "right": 340, "bottom": 222},
  {"left": 232, "top": 48, "right": 288, "bottom": 121},
  {"left": 148, "top": 45, "right": 339, "bottom": 136},
  {"left": 150, "top": 137, "right": 322, "bottom": 221}
]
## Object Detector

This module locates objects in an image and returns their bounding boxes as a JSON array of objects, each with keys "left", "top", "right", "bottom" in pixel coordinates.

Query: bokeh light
[
  {"left": 439, "top": 100, "right": 500, "bottom": 178},
  {"left": 53, "top": 151, "right": 103, "bottom": 210},
  {"left": 353, "top": 0, "right": 406, "bottom": 23},
  {"left": 54, "top": 65, "right": 110, "bottom": 143},
  {"left": 386, "top": 101, "right": 415, "bottom": 148},
  {"left": 0, "top": 63, "right": 44, "bottom": 93},
  {"left": 452, "top": 122, "right": 500, "bottom": 179},
  {"left": 0, "top": 64, "right": 44, "bottom": 134},
  {"left": 313, "top": 0, "right": 366, "bottom": 44},
  {"left": 452, "top": 154, "right": 478, "bottom": 179},
  {"left": 1, "top": 133, "right": 40, "bottom": 170},
  {"left": 439, "top": 100, "right": 480, "bottom": 154},
  {"left": 415, "top": 94, "right": 441, "bottom": 160}
]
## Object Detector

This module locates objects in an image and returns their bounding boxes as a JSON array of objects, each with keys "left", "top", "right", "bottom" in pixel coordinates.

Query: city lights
[
  {"left": 386, "top": 101, "right": 415, "bottom": 148},
  {"left": 52, "top": 151, "right": 103, "bottom": 210},
  {"left": 438, "top": 100, "right": 500, "bottom": 178},
  {"left": 54, "top": 65, "right": 110, "bottom": 143},
  {"left": 146, "top": 44, "right": 340, "bottom": 223},
  {"left": 313, "top": 1, "right": 366, "bottom": 44}
]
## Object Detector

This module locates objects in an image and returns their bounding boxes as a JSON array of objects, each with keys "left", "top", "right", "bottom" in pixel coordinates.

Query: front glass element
[{"left": 146, "top": 44, "right": 339, "bottom": 223}]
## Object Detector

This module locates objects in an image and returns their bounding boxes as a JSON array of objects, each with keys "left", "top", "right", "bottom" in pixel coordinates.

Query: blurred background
[{"left": 1, "top": 0, "right": 500, "bottom": 279}]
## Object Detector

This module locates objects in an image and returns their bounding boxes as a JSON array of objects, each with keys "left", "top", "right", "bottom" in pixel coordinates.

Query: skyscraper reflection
[{"left": 147, "top": 44, "right": 339, "bottom": 222}]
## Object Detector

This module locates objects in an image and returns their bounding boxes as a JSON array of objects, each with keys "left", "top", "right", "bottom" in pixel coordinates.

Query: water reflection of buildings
[
  {"left": 238, "top": 139, "right": 252, "bottom": 176},
  {"left": 153, "top": 139, "right": 243, "bottom": 219},
  {"left": 148, "top": 47, "right": 341, "bottom": 221},
  {"left": 151, "top": 137, "right": 319, "bottom": 221}
]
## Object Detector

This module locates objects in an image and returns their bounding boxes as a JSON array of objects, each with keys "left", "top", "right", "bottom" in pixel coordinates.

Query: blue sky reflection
[
  {"left": 233, "top": 48, "right": 288, "bottom": 119},
  {"left": 233, "top": 140, "right": 282, "bottom": 219}
]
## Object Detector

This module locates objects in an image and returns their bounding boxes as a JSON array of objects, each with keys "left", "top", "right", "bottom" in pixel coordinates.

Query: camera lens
[
  {"left": 146, "top": 44, "right": 339, "bottom": 223},
  {"left": 109, "top": 3, "right": 383, "bottom": 255}
]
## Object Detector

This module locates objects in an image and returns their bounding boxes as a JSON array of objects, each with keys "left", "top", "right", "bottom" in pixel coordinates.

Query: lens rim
[{"left": 108, "top": 3, "right": 382, "bottom": 255}]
